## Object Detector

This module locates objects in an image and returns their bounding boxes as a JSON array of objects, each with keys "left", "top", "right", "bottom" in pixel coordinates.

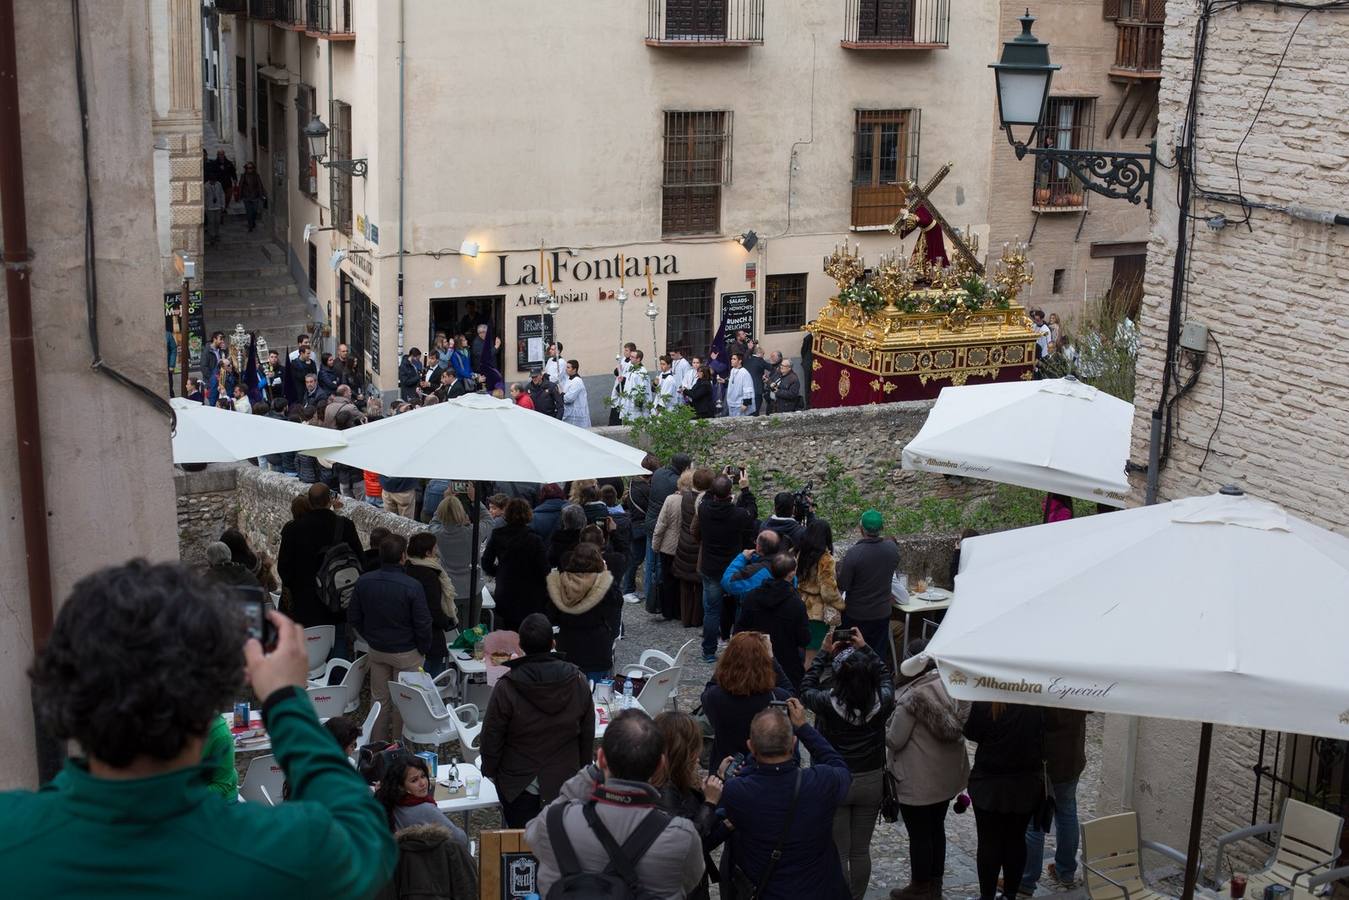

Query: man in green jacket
[{"left": 0, "top": 560, "right": 397, "bottom": 898}]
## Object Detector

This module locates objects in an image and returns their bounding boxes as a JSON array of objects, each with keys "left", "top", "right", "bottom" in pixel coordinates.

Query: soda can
[
  {"left": 233, "top": 702, "right": 250, "bottom": 729},
  {"left": 415, "top": 750, "right": 438, "bottom": 780}
]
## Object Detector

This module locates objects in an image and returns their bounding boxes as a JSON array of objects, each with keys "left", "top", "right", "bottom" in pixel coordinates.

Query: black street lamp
[
  {"left": 304, "top": 114, "right": 368, "bottom": 178},
  {"left": 991, "top": 10, "right": 1156, "bottom": 207}
]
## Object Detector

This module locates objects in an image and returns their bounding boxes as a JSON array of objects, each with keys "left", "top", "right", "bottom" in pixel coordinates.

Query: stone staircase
[{"left": 203, "top": 213, "right": 315, "bottom": 353}]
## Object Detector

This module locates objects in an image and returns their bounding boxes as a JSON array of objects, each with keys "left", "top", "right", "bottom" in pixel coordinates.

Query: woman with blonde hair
[
  {"left": 798, "top": 518, "right": 843, "bottom": 670},
  {"left": 567, "top": 478, "right": 597, "bottom": 506},
  {"left": 431, "top": 493, "right": 475, "bottom": 626},
  {"left": 655, "top": 710, "right": 723, "bottom": 900},
  {"left": 699, "top": 631, "right": 790, "bottom": 768}
]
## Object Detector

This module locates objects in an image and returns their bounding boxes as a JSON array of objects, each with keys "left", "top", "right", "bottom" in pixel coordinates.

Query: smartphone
[
  {"left": 768, "top": 699, "right": 789, "bottom": 713},
  {"left": 833, "top": 627, "right": 856, "bottom": 643},
  {"left": 235, "top": 589, "right": 278, "bottom": 650}
]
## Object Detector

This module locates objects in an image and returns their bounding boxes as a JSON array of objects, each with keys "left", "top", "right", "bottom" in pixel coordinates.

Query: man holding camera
[
  {"left": 719, "top": 697, "right": 852, "bottom": 899},
  {"left": 0, "top": 560, "right": 396, "bottom": 896}
]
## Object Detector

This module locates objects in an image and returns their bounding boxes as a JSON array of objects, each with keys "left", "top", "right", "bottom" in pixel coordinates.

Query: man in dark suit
[{"left": 277, "top": 484, "right": 364, "bottom": 658}]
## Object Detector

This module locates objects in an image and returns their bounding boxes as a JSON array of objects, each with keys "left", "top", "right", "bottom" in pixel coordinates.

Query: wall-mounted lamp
[
  {"left": 737, "top": 230, "right": 759, "bottom": 252},
  {"left": 329, "top": 248, "right": 371, "bottom": 271},
  {"left": 305, "top": 115, "right": 369, "bottom": 178},
  {"left": 304, "top": 223, "right": 336, "bottom": 244},
  {"left": 459, "top": 240, "right": 480, "bottom": 258}
]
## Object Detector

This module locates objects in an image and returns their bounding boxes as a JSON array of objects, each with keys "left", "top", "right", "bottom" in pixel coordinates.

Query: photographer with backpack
[
  {"left": 277, "top": 484, "right": 364, "bottom": 658},
  {"left": 526, "top": 709, "right": 704, "bottom": 899}
]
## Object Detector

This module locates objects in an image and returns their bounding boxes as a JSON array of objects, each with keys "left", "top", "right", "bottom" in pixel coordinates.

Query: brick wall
[{"left": 1111, "top": 0, "right": 1349, "bottom": 854}]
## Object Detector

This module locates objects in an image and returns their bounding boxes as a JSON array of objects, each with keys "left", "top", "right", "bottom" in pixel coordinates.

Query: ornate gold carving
[
  {"left": 1020, "top": 370, "right": 1034, "bottom": 380},
  {"left": 821, "top": 337, "right": 841, "bottom": 358},
  {"left": 811, "top": 359, "right": 822, "bottom": 371},
  {"left": 882, "top": 380, "right": 897, "bottom": 394},
  {"left": 934, "top": 350, "right": 955, "bottom": 369},
  {"left": 811, "top": 380, "right": 822, "bottom": 392},
  {"left": 869, "top": 378, "right": 882, "bottom": 392},
  {"left": 838, "top": 369, "right": 851, "bottom": 399},
  {"left": 850, "top": 347, "right": 873, "bottom": 367},
  {"left": 896, "top": 353, "right": 917, "bottom": 372},
  {"left": 968, "top": 347, "right": 989, "bottom": 366}
]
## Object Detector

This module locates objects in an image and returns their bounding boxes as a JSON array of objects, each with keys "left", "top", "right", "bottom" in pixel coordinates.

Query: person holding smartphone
[
  {"left": 800, "top": 628, "right": 896, "bottom": 899},
  {"left": 2, "top": 560, "right": 396, "bottom": 896}
]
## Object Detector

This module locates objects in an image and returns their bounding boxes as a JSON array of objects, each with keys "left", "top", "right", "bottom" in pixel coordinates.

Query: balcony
[
  {"left": 212, "top": 0, "right": 248, "bottom": 14},
  {"left": 646, "top": 0, "right": 764, "bottom": 47},
  {"left": 842, "top": 0, "right": 950, "bottom": 49},
  {"left": 1112, "top": 20, "right": 1163, "bottom": 77},
  {"left": 306, "top": 0, "right": 354, "bottom": 39}
]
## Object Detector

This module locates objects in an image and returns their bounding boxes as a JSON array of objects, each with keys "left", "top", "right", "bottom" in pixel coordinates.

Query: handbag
[
  {"left": 731, "top": 767, "right": 803, "bottom": 900},
  {"left": 879, "top": 769, "right": 901, "bottom": 824}
]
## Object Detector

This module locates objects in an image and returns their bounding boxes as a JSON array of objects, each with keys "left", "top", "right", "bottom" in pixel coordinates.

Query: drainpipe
[
  {"left": 396, "top": 0, "right": 406, "bottom": 368},
  {"left": 0, "top": 0, "right": 62, "bottom": 783}
]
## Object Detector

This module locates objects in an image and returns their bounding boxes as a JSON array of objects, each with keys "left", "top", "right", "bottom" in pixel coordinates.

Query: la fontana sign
[{"left": 497, "top": 250, "right": 679, "bottom": 307}]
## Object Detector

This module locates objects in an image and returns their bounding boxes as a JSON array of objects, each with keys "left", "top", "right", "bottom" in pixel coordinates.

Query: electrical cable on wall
[
  {"left": 1198, "top": 332, "right": 1225, "bottom": 471},
  {"left": 71, "top": 0, "right": 176, "bottom": 428}
]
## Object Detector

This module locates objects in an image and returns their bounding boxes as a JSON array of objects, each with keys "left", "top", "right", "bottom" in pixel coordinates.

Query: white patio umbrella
[
  {"left": 901, "top": 376, "right": 1133, "bottom": 507},
  {"left": 170, "top": 397, "right": 346, "bottom": 464},
  {"left": 313, "top": 392, "right": 650, "bottom": 482},
  {"left": 314, "top": 392, "right": 652, "bottom": 608},
  {"left": 915, "top": 486, "right": 1349, "bottom": 899}
]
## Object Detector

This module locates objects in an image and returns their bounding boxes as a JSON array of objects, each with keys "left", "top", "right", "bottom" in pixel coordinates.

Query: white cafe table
[
  {"left": 221, "top": 711, "right": 271, "bottom": 754},
  {"left": 436, "top": 762, "right": 499, "bottom": 829},
  {"left": 449, "top": 650, "right": 487, "bottom": 703},
  {"left": 891, "top": 588, "right": 954, "bottom": 666}
]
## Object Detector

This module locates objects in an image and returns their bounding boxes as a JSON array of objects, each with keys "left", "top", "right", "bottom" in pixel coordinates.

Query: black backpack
[
  {"left": 316, "top": 517, "right": 362, "bottom": 615},
  {"left": 545, "top": 801, "right": 669, "bottom": 900}
]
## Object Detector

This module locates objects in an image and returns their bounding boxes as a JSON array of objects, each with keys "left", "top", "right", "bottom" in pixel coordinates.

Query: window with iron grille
[
  {"left": 851, "top": 109, "right": 920, "bottom": 228},
  {"left": 665, "top": 279, "right": 715, "bottom": 357},
  {"left": 662, "top": 111, "right": 732, "bottom": 237},
  {"left": 235, "top": 57, "right": 247, "bottom": 135},
  {"left": 295, "top": 84, "right": 317, "bottom": 197},
  {"left": 331, "top": 100, "right": 353, "bottom": 235},
  {"left": 1032, "top": 98, "right": 1095, "bottom": 210},
  {"left": 765, "top": 274, "right": 808, "bottom": 333},
  {"left": 255, "top": 68, "right": 269, "bottom": 149}
]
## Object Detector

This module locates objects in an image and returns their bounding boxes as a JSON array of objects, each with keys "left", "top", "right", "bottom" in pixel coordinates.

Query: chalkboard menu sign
[
  {"left": 164, "top": 290, "right": 206, "bottom": 371},
  {"left": 720, "top": 291, "right": 755, "bottom": 337},
  {"left": 480, "top": 830, "right": 538, "bottom": 900},
  {"left": 515, "top": 314, "right": 554, "bottom": 372},
  {"left": 368, "top": 302, "right": 381, "bottom": 375}
]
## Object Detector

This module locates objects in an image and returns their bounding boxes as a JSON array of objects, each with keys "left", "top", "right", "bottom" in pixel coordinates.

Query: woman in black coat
[
  {"left": 685, "top": 367, "right": 716, "bottom": 419},
  {"left": 964, "top": 702, "right": 1046, "bottom": 900},
  {"left": 481, "top": 498, "right": 550, "bottom": 632},
  {"left": 403, "top": 532, "right": 456, "bottom": 677},
  {"left": 544, "top": 543, "right": 622, "bottom": 678}
]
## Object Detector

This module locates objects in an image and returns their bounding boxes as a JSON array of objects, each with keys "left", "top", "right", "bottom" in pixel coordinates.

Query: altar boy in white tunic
[
  {"left": 618, "top": 350, "right": 654, "bottom": 421},
  {"left": 725, "top": 351, "right": 756, "bottom": 417},
  {"left": 562, "top": 359, "right": 590, "bottom": 428},
  {"left": 654, "top": 355, "right": 680, "bottom": 412}
]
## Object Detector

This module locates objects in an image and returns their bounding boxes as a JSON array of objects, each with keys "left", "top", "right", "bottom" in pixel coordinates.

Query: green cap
[{"left": 860, "top": 509, "right": 883, "bottom": 533}]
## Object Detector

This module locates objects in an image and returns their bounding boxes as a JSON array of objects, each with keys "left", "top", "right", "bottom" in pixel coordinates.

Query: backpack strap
[
  {"left": 331, "top": 514, "right": 345, "bottom": 547},
  {"left": 546, "top": 804, "right": 584, "bottom": 879},
  {"left": 581, "top": 802, "right": 667, "bottom": 893}
]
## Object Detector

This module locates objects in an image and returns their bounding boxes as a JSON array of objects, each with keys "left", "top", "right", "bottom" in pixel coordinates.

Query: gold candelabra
[
  {"left": 992, "top": 239, "right": 1035, "bottom": 305},
  {"left": 823, "top": 241, "right": 865, "bottom": 293}
]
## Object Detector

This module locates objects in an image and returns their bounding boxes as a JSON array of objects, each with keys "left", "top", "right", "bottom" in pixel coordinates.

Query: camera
[
  {"left": 832, "top": 627, "right": 856, "bottom": 644},
  {"left": 768, "top": 698, "right": 789, "bottom": 713},
  {"left": 792, "top": 481, "right": 816, "bottom": 524},
  {"left": 234, "top": 588, "right": 278, "bottom": 650}
]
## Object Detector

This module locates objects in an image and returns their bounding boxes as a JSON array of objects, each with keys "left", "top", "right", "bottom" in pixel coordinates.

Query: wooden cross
[{"left": 888, "top": 162, "right": 985, "bottom": 277}]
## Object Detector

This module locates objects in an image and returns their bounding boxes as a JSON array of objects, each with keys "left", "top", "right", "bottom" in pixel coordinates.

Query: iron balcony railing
[
  {"left": 646, "top": 0, "right": 764, "bottom": 46},
  {"left": 843, "top": 0, "right": 950, "bottom": 49},
  {"left": 306, "top": 0, "right": 353, "bottom": 34},
  {"left": 212, "top": 0, "right": 248, "bottom": 14}
]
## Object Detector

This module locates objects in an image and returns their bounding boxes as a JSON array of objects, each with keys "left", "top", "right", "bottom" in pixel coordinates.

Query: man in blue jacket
[
  {"left": 720, "top": 529, "right": 782, "bottom": 599},
  {"left": 719, "top": 698, "right": 852, "bottom": 899},
  {"left": 348, "top": 534, "right": 431, "bottom": 743}
]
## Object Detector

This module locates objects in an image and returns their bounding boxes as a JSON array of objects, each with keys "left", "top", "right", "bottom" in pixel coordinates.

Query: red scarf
[{"left": 397, "top": 792, "right": 436, "bottom": 808}]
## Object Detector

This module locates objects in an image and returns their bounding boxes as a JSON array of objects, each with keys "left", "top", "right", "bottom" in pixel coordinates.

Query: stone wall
[
  {"left": 1111, "top": 0, "right": 1349, "bottom": 854},
  {"left": 176, "top": 402, "right": 990, "bottom": 579},
  {"left": 593, "top": 400, "right": 995, "bottom": 514}
]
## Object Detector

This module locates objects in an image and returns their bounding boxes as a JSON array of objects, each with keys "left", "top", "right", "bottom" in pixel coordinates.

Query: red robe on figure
[{"left": 898, "top": 204, "right": 950, "bottom": 269}]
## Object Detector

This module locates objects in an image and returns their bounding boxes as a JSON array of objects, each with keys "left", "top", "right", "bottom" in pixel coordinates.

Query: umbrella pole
[
  {"left": 1181, "top": 722, "right": 1214, "bottom": 900},
  {"left": 469, "top": 479, "right": 482, "bottom": 629}
]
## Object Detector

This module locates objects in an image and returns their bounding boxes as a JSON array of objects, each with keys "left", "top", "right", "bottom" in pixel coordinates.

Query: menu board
[
  {"left": 368, "top": 302, "right": 381, "bottom": 375},
  {"left": 164, "top": 290, "right": 206, "bottom": 371},
  {"left": 720, "top": 290, "right": 755, "bottom": 337}
]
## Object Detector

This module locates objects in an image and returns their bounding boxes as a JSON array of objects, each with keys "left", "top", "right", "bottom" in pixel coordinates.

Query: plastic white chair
[
  {"left": 306, "top": 684, "right": 350, "bottom": 720},
  {"left": 636, "top": 665, "right": 682, "bottom": 716},
  {"left": 1214, "top": 798, "right": 1344, "bottom": 894},
  {"left": 357, "top": 700, "right": 381, "bottom": 750},
  {"left": 239, "top": 754, "right": 285, "bottom": 805},
  {"left": 623, "top": 639, "right": 696, "bottom": 679},
  {"left": 303, "top": 626, "right": 335, "bottom": 679},
  {"left": 389, "top": 680, "right": 457, "bottom": 747},
  {"left": 308, "top": 654, "right": 369, "bottom": 714},
  {"left": 259, "top": 785, "right": 277, "bottom": 806},
  {"left": 452, "top": 703, "right": 484, "bottom": 765},
  {"left": 398, "top": 670, "right": 451, "bottom": 716}
]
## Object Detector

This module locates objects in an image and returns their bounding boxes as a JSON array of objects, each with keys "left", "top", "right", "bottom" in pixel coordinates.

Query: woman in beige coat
[
  {"left": 650, "top": 468, "right": 689, "bottom": 622},
  {"left": 886, "top": 644, "right": 971, "bottom": 900}
]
